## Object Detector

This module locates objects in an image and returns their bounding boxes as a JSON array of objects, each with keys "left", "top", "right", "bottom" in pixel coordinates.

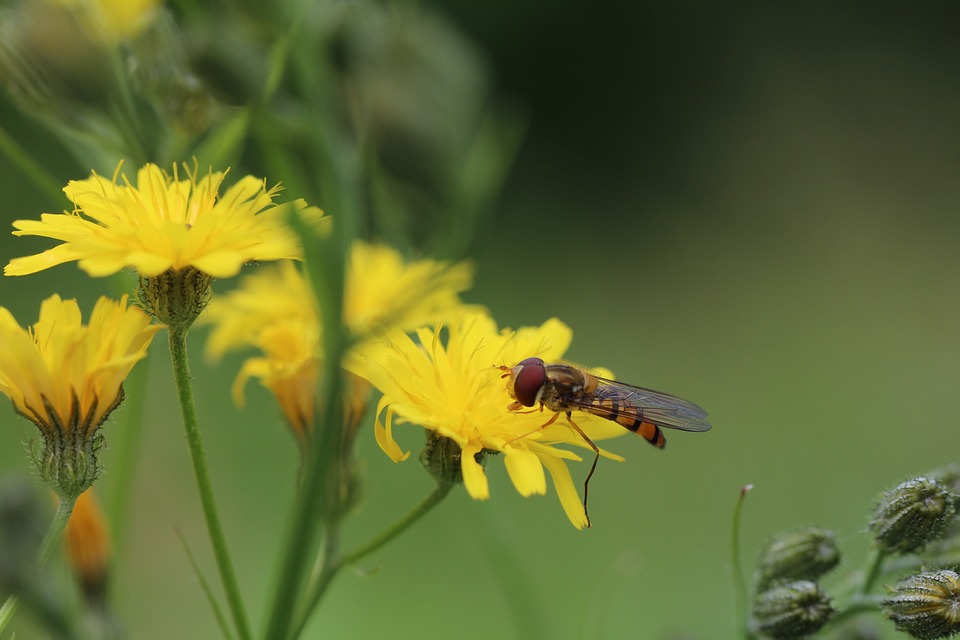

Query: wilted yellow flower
[
  {"left": 356, "top": 310, "right": 625, "bottom": 529},
  {"left": 202, "top": 243, "right": 473, "bottom": 439},
  {"left": 0, "top": 294, "right": 160, "bottom": 499},
  {"left": 54, "top": 0, "right": 160, "bottom": 41},
  {"left": 64, "top": 488, "right": 111, "bottom": 601},
  {"left": 5, "top": 162, "right": 324, "bottom": 279}
]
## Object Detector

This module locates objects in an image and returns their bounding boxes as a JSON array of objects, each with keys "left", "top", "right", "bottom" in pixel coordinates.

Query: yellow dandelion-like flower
[
  {"left": 202, "top": 243, "right": 473, "bottom": 439},
  {"left": 0, "top": 294, "right": 160, "bottom": 499},
  {"left": 356, "top": 310, "right": 626, "bottom": 530},
  {"left": 5, "top": 161, "right": 325, "bottom": 279}
]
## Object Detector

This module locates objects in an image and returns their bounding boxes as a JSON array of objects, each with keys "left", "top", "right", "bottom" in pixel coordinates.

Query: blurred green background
[{"left": 2, "top": 1, "right": 960, "bottom": 638}]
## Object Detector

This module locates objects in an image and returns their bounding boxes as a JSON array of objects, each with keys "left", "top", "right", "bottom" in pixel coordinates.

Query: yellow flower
[
  {"left": 356, "top": 311, "right": 625, "bottom": 529},
  {"left": 202, "top": 243, "right": 473, "bottom": 439},
  {"left": 344, "top": 242, "right": 474, "bottom": 336},
  {"left": 0, "top": 294, "right": 160, "bottom": 498},
  {"left": 5, "top": 162, "right": 325, "bottom": 279}
]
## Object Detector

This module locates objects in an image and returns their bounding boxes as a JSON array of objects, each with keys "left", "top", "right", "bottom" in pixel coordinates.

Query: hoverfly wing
[
  {"left": 594, "top": 378, "right": 712, "bottom": 432},
  {"left": 561, "top": 377, "right": 711, "bottom": 448}
]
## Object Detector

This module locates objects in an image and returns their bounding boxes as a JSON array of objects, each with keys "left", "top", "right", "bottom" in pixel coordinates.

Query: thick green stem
[
  {"left": 262, "top": 340, "right": 346, "bottom": 640},
  {"left": 168, "top": 328, "right": 251, "bottom": 640}
]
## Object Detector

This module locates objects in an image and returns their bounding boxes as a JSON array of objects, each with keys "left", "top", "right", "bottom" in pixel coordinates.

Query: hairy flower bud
[
  {"left": 883, "top": 570, "right": 960, "bottom": 639},
  {"left": 755, "top": 528, "right": 841, "bottom": 590},
  {"left": 869, "top": 477, "right": 956, "bottom": 554},
  {"left": 752, "top": 580, "right": 833, "bottom": 639}
]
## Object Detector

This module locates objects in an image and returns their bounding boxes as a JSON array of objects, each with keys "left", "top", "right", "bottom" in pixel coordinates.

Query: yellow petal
[
  {"left": 503, "top": 446, "right": 546, "bottom": 497},
  {"left": 539, "top": 453, "right": 589, "bottom": 530},
  {"left": 460, "top": 441, "right": 489, "bottom": 500},
  {"left": 373, "top": 397, "right": 410, "bottom": 462}
]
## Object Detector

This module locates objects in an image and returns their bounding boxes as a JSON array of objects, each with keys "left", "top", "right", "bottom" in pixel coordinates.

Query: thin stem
[
  {"left": 104, "top": 349, "right": 151, "bottom": 555},
  {"left": 343, "top": 482, "right": 452, "bottom": 567},
  {"left": 167, "top": 328, "right": 252, "bottom": 640},
  {"left": 732, "top": 484, "right": 754, "bottom": 639},
  {"left": 0, "top": 123, "right": 68, "bottom": 206},
  {"left": 859, "top": 547, "right": 887, "bottom": 596},
  {"left": 291, "top": 482, "right": 453, "bottom": 638},
  {"left": 827, "top": 594, "right": 884, "bottom": 628},
  {"left": 0, "top": 496, "right": 77, "bottom": 634}
]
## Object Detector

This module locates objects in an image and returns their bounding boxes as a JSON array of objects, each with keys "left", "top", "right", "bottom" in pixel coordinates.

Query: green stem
[
  {"left": 859, "top": 548, "right": 887, "bottom": 596},
  {"left": 827, "top": 595, "right": 884, "bottom": 628},
  {"left": 104, "top": 346, "right": 151, "bottom": 556},
  {"left": 0, "top": 496, "right": 77, "bottom": 634},
  {"left": 291, "top": 482, "right": 453, "bottom": 638},
  {"left": 262, "top": 339, "right": 346, "bottom": 640},
  {"left": 167, "top": 328, "right": 252, "bottom": 640}
]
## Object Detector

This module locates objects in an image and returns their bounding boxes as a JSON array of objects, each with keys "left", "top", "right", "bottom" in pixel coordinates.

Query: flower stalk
[
  {"left": 167, "top": 326, "right": 251, "bottom": 640},
  {"left": 292, "top": 480, "right": 454, "bottom": 636}
]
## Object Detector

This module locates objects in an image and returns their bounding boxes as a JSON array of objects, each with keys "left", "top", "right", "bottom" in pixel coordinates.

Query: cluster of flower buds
[
  {"left": 872, "top": 474, "right": 960, "bottom": 639},
  {"left": 750, "top": 528, "right": 840, "bottom": 638},
  {"left": 751, "top": 471, "right": 960, "bottom": 639}
]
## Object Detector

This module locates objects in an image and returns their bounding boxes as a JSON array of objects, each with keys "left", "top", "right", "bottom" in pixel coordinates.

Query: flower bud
[
  {"left": 752, "top": 580, "right": 833, "bottom": 639},
  {"left": 420, "top": 432, "right": 466, "bottom": 486},
  {"left": 883, "top": 570, "right": 960, "bottom": 639},
  {"left": 755, "top": 527, "right": 841, "bottom": 590},
  {"left": 420, "top": 431, "right": 494, "bottom": 488},
  {"left": 869, "top": 477, "right": 956, "bottom": 554}
]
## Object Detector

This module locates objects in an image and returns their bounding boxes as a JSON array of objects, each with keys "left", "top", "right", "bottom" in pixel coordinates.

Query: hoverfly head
[{"left": 508, "top": 357, "right": 547, "bottom": 407}]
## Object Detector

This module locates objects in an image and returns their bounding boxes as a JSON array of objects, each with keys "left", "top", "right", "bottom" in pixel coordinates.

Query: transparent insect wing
[{"left": 574, "top": 377, "right": 712, "bottom": 433}]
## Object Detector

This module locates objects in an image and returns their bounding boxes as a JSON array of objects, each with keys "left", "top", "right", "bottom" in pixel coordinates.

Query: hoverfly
[{"left": 500, "top": 357, "right": 711, "bottom": 526}]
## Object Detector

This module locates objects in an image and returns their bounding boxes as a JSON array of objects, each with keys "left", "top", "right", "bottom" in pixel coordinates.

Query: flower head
[
  {"left": 202, "top": 243, "right": 473, "bottom": 441},
  {"left": 355, "top": 310, "right": 626, "bottom": 529},
  {"left": 5, "top": 161, "right": 324, "bottom": 280},
  {"left": 0, "top": 294, "right": 160, "bottom": 500}
]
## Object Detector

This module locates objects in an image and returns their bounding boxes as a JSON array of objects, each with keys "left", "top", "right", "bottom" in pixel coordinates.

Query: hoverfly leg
[
  {"left": 562, "top": 411, "right": 600, "bottom": 529},
  {"left": 504, "top": 409, "right": 561, "bottom": 446}
]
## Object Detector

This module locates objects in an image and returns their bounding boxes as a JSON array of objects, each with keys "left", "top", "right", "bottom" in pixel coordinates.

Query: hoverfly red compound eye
[{"left": 513, "top": 357, "right": 547, "bottom": 407}]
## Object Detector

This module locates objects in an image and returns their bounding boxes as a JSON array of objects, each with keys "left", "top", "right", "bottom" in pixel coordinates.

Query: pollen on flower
[
  {"left": 4, "top": 161, "right": 325, "bottom": 280},
  {"left": 355, "top": 310, "right": 627, "bottom": 529}
]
